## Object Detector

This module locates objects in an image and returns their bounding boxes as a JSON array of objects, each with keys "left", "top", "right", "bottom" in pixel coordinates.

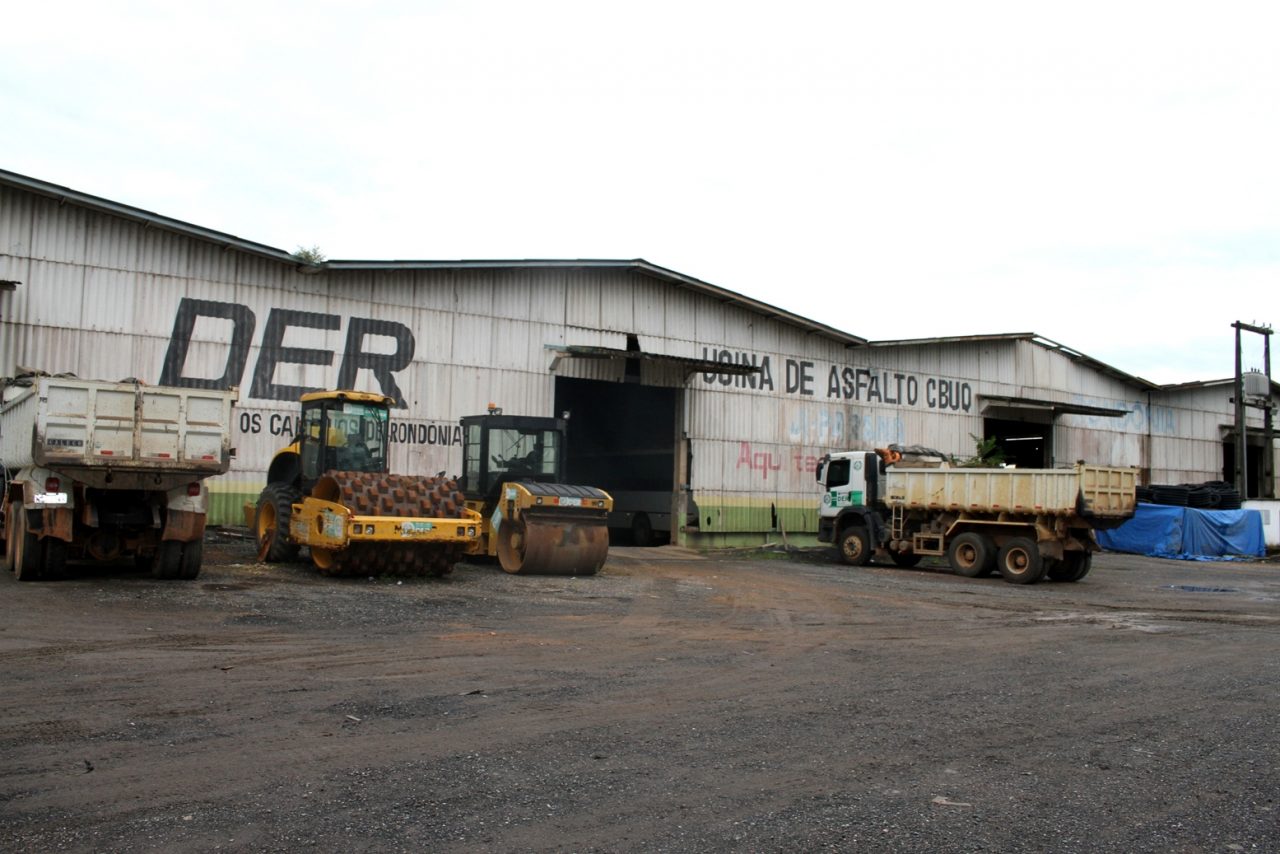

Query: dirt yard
[{"left": 2, "top": 535, "right": 1277, "bottom": 853}]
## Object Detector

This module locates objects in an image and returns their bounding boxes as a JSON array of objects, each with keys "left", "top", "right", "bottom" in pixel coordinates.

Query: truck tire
[
  {"left": 180, "top": 540, "right": 203, "bottom": 580},
  {"left": 1048, "top": 551, "right": 1092, "bottom": 582},
  {"left": 632, "top": 513, "right": 654, "bottom": 547},
  {"left": 2, "top": 504, "right": 15, "bottom": 573},
  {"left": 153, "top": 540, "right": 183, "bottom": 580},
  {"left": 838, "top": 525, "right": 872, "bottom": 566},
  {"left": 948, "top": 532, "right": 995, "bottom": 578},
  {"left": 12, "top": 504, "right": 43, "bottom": 582},
  {"left": 890, "top": 549, "right": 922, "bottom": 568},
  {"left": 42, "top": 537, "right": 68, "bottom": 579},
  {"left": 255, "top": 484, "right": 302, "bottom": 562},
  {"left": 996, "top": 537, "right": 1045, "bottom": 584}
]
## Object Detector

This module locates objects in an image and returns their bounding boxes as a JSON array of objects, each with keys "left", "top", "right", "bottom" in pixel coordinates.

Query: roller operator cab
[
  {"left": 460, "top": 410, "right": 613, "bottom": 575},
  {"left": 250, "top": 390, "right": 480, "bottom": 577},
  {"left": 293, "top": 391, "right": 392, "bottom": 485}
]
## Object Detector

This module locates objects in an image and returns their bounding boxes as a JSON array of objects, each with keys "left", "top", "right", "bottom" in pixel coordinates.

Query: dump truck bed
[
  {"left": 1, "top": 377, "right": 237, "bottom": 489},
  {"left": 884, "top": 464, "right": 1137, "bottom": 518}
]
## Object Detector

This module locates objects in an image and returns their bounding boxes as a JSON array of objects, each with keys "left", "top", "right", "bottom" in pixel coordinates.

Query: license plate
[
  {"left": 558, "top": 497, "right": 582, "bottom": 507},
  {"left": 35, "top": 493, "right": 68, "bottom": 505}
]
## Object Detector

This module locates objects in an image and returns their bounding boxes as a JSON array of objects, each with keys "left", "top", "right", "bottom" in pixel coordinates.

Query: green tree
[
  {"left": 957, "top": 434, "right": 1006, "bottom": 468},
  {"left": 292, "top": 245, "right": 326, "bottom": 265}
]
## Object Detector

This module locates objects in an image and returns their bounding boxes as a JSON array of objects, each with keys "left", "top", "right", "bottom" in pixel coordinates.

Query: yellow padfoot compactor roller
[
  {"left": 460, "top": 409, "right": 612, "bottom": 575},
  {"left": 249, "top": 391, "right": 480, "bottom": 577}
]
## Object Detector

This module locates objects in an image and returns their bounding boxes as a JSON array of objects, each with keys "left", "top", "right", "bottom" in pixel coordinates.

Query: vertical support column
[
  {"left": 1234, "top": 323, "right": 1246, "bottom": 496},
  {"left": 1234, "top": 320, "right": 1276, "bottom": 499},
  {"left": 674, "top": 388, "right": 690, "bottom": 547},
  {"left": 1265, "top": 334, "right": 1275, "bottom": 499}
]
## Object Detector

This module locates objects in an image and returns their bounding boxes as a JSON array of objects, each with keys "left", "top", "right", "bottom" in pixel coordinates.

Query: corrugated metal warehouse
[{"left": 1, "top": 169, "right": 1275, "bottom": 545}]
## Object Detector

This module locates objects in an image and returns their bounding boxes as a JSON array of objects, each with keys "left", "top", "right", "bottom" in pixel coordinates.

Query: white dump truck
[
  {"left": 1, "top": 376, "right": 238, "bottom": 581},
  {"left": 816, "top": 448, "right": 1138, "bottom": 584}
]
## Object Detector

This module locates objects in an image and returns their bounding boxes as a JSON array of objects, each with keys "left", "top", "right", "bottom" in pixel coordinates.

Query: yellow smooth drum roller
[{"left": 494, "top": 483, "right": 611, "bottom": 575}]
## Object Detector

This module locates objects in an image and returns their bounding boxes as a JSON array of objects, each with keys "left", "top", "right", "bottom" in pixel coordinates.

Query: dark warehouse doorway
[
  {"left": 983, "top": 417, "right": 1051, "bottom": 468},
  {"left": 554, "top": 377, "right": 683, "bottom": 545}
]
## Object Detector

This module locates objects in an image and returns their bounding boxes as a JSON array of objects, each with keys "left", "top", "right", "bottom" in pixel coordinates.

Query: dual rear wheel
[
  {"left": 948, "top": 532, "right": 1078, "bottom": 585},
  {"left": 5, "top": 501, "right": 66, "bottom": 581}
]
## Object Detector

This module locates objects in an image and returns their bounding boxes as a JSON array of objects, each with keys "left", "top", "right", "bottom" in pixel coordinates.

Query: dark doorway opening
[
  {"left": 983, "top": 417, "right": 1051, "bottom": 468},
  {"left": 554, "top": 377, "right": 679, "bottom": 545},
  {"left": 1222, "top": 440, "right": 1265, "bottom": 497}
]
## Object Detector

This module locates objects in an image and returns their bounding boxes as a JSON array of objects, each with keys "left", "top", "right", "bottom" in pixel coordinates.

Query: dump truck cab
[{"left": 815, "top": 450, "right": 886, "bottom": 556}]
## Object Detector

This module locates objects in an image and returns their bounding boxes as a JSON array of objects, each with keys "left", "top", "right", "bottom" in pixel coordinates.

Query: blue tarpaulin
[{"left": 1096, "top": 503, "right": 1266, "bottom": 560}]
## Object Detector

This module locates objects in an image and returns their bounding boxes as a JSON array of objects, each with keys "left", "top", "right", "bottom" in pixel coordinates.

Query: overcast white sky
[{"left": 4, "top": 1, "right": 1277, "bottom": 385}]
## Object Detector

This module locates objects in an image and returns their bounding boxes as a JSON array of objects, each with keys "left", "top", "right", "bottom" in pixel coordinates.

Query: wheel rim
[
  {"left": 955, "top": 543, "right": 977, "bottom": 569},
  {"left": 257, "top": 502, "right": 277, "bottom": 545},
  {"left": 1004, "top": 547, "right": 1032, "bottom": 575},
  {"left": 842, "top": 535, "right": 862, "bottom": 561}
]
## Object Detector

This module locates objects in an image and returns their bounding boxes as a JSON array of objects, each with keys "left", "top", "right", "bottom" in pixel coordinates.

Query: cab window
[{"left": 825, "top": 458, "right": 851, "bottom": 488}]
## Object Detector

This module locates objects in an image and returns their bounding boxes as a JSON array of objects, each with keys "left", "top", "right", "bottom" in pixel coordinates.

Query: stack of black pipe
[{"left": 1140, "top": 481, "right": 1242, "bottom": 510}]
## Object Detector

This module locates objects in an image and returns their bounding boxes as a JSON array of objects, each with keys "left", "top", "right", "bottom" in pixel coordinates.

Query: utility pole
[{"left": 1233, "top": 321, "right": 1275, "bottom": 498}]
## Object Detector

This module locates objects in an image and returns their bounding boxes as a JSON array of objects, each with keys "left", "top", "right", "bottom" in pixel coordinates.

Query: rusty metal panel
[
  {"left": 29, "top": 196, "right": 88, "bottom": 263},
  {"left": 136, "top": 225, "right": 193, "bottom": 279},
  {"left": 2, "top": 324, "right": 82, "bottom": 377},
  {"left": 454, "top": 269, "right": 499, "bottom": 317},
  {"left": 600, "top": 275, "right": 634, "bottom": 333},
  {"left": 632, "top": 278, "right": 666, "bottom": 339},
  {"left": 411, "top": 270, "right": 456, "bottom": 313},
  {"left": 693, "top": 296, "right": 727, "bottom": 345},
  {"left": 76, "top": 331, "right": 140, "bottom": 380},
  {"left": 565, "top": 272, "right": 601, "bottom": 329},
  {"left": 453, "top": 314, "right": 495, "bottom": 368},
  {"left": 489, "top": 317, "right": 535, "bottom": 371},
  {"left": 0, "top": 252, "right": 32, "bottom": 294},
  {"left": 11, "top": 259, "right": 84, "bottom": 328},
  {"left": 81, "top": 267, "right": 141, "bottom": 333},
  {"left": 525, "top": 270, "right": 568, "bottom": 324},
  {"left": 85, "top": 214, "right": 143, "bottom": 272},
  {"left": 187, "top": 240, "right": 239, "bottom": 285},
  {"left": 0, "top": 185, "right": 36, "bottom": 256}
]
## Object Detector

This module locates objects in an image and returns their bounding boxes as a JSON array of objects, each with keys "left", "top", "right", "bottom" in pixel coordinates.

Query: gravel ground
[{"left": 1, "top": 532, "right": 1277, "bottom": 853}]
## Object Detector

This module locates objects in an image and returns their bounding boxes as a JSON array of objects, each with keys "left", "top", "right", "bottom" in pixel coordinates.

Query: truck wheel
[
  {"left": 12, "top": 505, "right": 43, "bottom": 581},
  {"left": 180, "top": 540, "right": 203, "bottom": 580},
  {"left": 42, "top": 537, "right": 68, "bottom": 579},
  {"left": 1048, "top": 552, "right": 1092, "bottom": 582},
  {"left": 948, "top": 532, "right": 995, "bottom": 578},
  {"left": 632, "top": 513, "right": 654, "bottom": 547},
  {"left": 2, "top": 505, "right": 15, "bottom": 573},
  {"left": 153, "top": 541, "right": 183, "bottom": 580},
  {"left": 997, "top": 537, "right": 1045, "bottom": 584},
  {"left": 838, "top": 525, "right": 872, "bottom": 566},
  {"left": 890, "top": 549, "right": 922, "bottom": 568},
  {"left": 256, "top": 484, "right": 302, "bottom": 562}
]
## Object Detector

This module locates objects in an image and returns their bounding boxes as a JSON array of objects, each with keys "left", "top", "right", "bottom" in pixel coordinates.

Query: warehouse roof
[
  {"left": 870, "top": 332, "right": 1160, "bottom": 391},
  {"left": 0, "top": 168, "right": 868, "bottom": 349}
]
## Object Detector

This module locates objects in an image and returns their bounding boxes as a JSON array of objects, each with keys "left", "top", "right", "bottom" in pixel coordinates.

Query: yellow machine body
[
  {"left": 250, "top": 391, "right": 478, "bottom": 577},
  {"left": 466, "top": 480, "right": 613, "bottom": 575}
]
